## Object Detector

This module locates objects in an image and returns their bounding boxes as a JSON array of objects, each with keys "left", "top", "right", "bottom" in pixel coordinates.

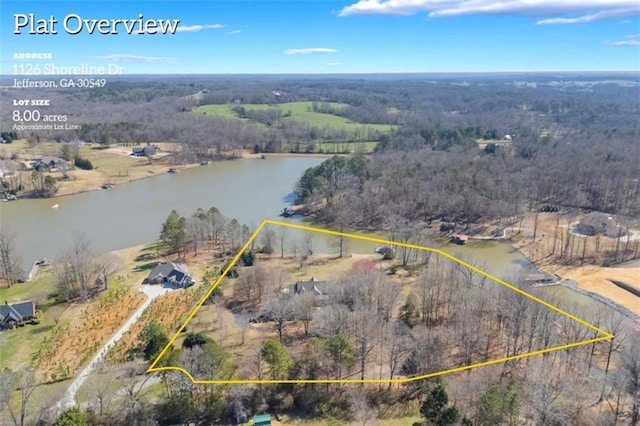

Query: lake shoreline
[
  {"left": 297, "top": 210, "right": 640, "bottom": 320},
  {"left": 8, "top": 151, "right": 342, "bottom": 201},
  {"left": 507, "top": 219, "right": 640, "bottom": 318}
]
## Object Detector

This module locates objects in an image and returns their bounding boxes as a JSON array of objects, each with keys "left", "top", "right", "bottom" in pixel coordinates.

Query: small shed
[{"left": 253, "top": 414, "right": 271, "bottom": 426}]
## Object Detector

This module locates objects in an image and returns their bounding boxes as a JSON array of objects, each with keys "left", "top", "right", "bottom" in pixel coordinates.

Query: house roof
[
  {"left": 147, "top": 262, "right": 191, "bottom": 284},
  {"left": 0, "top": 300, "right": 35, "bottom": 323},
  {"left": 39, "top": 156, "right": 66, "bottom": 164},
  {"left": 289, "top": 276, "right": 327, "bottom": 296},
  {"left": 451, "top": 234, "right": 469, "bottom": 241}
]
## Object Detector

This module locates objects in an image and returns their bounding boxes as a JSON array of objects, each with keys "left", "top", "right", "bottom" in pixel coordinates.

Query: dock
[
  {"left": 280, "top": 207, "right": 295, "bottom": 217},
  {"left": 525, "top": 272, "right": 561, "bottom": 287},
  {"left": 19, "top": 259, "right": 49, "bottom": 283}
]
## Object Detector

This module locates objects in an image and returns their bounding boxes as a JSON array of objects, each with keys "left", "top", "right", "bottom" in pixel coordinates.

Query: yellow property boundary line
[{"left": 148, "top": 219, "right": 614, "bottom": 384}]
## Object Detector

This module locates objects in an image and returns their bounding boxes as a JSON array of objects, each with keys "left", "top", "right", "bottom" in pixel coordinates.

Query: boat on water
[
  {"left": 168, "top": 168, "right": 179, "bottom": 174},
  {"left": 50, "top": 203, "right": 59, "bottom": 209},
  {"left": 280, "top": 207, "right": 295, "bottom": 217}
]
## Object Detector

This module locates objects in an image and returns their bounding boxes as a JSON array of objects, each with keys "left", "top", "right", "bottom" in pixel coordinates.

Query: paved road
[{"left": 56, "top": 284, "right": 175, "bottom": 410}]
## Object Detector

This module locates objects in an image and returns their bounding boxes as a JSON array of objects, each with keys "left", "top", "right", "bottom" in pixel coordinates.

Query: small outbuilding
[
  {"left": 253, "top": 414, "right": 272, "bottom": 426},
  {"left": 450, "top": 234, "right": 469, "bottom": 245}
]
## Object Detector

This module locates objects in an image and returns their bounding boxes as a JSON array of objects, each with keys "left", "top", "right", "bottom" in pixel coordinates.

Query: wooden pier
[{"left": 20, "top": 259, "right": 49, "bottom": 283}]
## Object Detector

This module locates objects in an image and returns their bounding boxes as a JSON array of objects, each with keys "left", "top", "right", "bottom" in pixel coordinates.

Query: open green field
[
  {"left": 195, "top": 101, "right": 394, "bottom": 133},
  {"left": 317, "top": 141, "right": 378, "bottom": 154},
  {"left": 0, "top": 268, "right": 56, "bottom": 305},
  {"left": 0, "top": 139, "right": 60, "bottom": 158}
]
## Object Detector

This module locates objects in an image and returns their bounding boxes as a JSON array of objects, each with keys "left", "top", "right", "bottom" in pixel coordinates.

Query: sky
[{"left": 1, "top": 0, "right": 639, "bottom": 74}]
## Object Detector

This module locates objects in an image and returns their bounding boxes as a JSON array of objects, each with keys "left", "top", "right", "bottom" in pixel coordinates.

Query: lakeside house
[
  {"left": 131, "top": 145, "right": 159, "bottom": 157},
  {"left": 450, "top": 234, "right": 469, "bottom": 245},
  {"left": 145, "top": 262, "right": 194, "bottom": 288},
  {"left": 33, "top": 156, "right": 68, "bottom": 172},
  {"left": 0, "top": 300, "right": 36, "bottom": 330}
]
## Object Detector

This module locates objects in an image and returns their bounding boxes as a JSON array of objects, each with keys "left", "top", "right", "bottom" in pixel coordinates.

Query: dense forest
[{"left": 2, "top": 73, "right": 638, "bottom": 157}]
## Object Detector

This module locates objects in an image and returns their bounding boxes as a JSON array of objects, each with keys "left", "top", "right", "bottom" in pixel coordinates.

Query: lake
[{"left": 0, "top": 156, "right": 612, "bottom": 313}]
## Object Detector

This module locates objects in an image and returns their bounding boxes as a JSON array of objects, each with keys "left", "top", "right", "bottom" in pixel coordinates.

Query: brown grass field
[{"left": 510, "top": 212, "right": 640, "bottom": 316}]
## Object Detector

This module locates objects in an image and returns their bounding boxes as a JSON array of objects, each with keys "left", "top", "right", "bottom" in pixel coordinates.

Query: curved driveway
[{"left": 57, "top": 284, "right": 174, "bottom": 410}]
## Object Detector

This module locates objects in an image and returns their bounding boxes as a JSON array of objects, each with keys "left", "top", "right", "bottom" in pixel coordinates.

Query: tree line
[{"left": 4, "top": 74, "right": 636, "bottom": 160}]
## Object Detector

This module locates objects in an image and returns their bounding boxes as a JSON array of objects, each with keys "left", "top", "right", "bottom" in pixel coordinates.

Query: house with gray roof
[
  {"left": 131, "top": 145, "right": 159, "bottom": 157},
  {"left": 0, "top": 300, "right": 36, "bottom": 329},
  {"left": 145, "top": 262, "right": 194, "bottom": 288},
  {"left": 33, "top": 156, "right": 69, "bottom": 172},
  {"left": 286, "top": 276, "right": 328, "bottom": 299}
]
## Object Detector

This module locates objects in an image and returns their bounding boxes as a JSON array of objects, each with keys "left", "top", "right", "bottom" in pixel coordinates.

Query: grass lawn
[
  {"left": 195, "top": 101, "right": 394, "bottom": 133},
  {"left": 0, "top": 269, "right": 62, "bottom": 371},
  {"left": 0, "top": 268, "right": 56, "bottom": 304},
  {"left": 0, "top": 139, "right": 56, "bottom": 158},
  {"left": 317, "top": 141, "right": 378, "bottom": 154},
  {"left": 0, "top": 315, "right": 64, "bottom": 371},
  {"left": 277, "top": 254, "right": 365, "bottom": 281}
]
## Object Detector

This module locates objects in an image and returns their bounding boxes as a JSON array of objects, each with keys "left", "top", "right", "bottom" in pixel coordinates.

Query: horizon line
[{"left": 1, "top": 70, "right": 638, "bottom": 78}]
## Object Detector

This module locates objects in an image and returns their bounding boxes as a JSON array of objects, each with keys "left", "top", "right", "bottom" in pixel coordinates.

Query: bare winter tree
[
  {"left": 0, "top": 369, "right": 39, "bottom": 426},
  {"left": 117, "top": 362, "right": 154, "bottom": 421},
  {"left": 277, "top": 226, "right": 288, "bottom": 258},
  {"left": 53, "top": 232, "right": 98, "bottom": 302},
  {"left": 260, "top": 225, "right": 276, "bottom": 255},
  {"left": 349, "top": 309, "right": 381, "bottom": 380},
  {"left": 351, "top": 389, "right": 378, "bottom": 425},
  {"left": 385, "top": 321, "right": 411, "bottom": 383},
  {"left": 600, "top": 311, "right": 630, "bottom": 400},
  {"left": 94, "top": 253, "right": 121, "bottom": 292},
  {"left": 264, "top": 294, "right": 294, "bottom": 343},
  {"left": 620, "top": 332, "right": 640, "bottom": 426},
  {"left": 293, "top": 291, "right": 316, "bottom": 337},
  {"left": 525, "top": 358, "right": 568, "bottom": 425},
  {"left": 0, "top": 227, "right": 23, "bottom": 287},
  {"left": 86, "top": 362, "right": 119, "bottom": 418}
]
